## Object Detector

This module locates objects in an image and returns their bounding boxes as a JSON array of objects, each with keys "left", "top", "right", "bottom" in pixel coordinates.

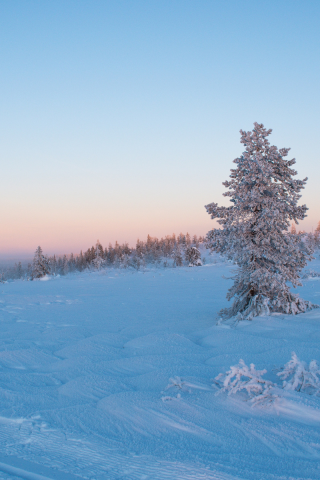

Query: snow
[
  {"left": 0, "top": 461, "right": 56, "bottom": 480},
  {"left": 0, "top": 255, "right": 320, "bottom": 479}
]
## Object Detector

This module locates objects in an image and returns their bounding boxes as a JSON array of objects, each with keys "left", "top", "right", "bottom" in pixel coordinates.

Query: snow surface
[{"left": 0, "top": 256, "right": 320, "bottom": 479}]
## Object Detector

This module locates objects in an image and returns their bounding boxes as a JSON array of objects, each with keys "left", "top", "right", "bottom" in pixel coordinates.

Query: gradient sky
[{"left": 1, "top": 1, "right": 319, "bottom": 256}]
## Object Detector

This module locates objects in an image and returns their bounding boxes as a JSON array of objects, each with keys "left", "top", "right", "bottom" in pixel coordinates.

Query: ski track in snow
[{"left": 0, "top": 256, "right": 320, "bottom": 479}]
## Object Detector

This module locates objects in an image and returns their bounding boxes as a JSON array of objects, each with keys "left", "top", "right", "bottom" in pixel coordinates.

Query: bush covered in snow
[
  {"left": 215, "top": 353, "right": 320, "bottom": 407},
  {"left": 302, "top": 269, "right": 320, "bottom": 279},
  {"left": 277, "top": 352, "right": 320, "bottom": 395},
  {"left": 214, "top": 359, "right": 276, "bottom": 406}
]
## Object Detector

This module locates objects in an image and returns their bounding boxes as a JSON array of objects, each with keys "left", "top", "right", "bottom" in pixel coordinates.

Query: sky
[{"left": 1, "top": 0, "right": 319, "bottom": 257}]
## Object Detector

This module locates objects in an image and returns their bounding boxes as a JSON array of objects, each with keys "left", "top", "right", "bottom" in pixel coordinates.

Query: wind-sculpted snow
[{"left": 0, "top": 258, "right": 320, "bottom": 479}]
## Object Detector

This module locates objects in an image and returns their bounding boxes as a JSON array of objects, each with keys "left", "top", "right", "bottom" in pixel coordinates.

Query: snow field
[{"left": 0, "top": 256, "right": 320, "bottom": 479}]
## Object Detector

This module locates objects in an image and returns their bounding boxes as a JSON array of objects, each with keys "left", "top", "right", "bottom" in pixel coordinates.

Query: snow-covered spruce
[
  {"left": 173, "top": 244, "right": 183, "bottom": 267},
  {"left": 206, "top": 122, "right": 318, "bottom": 321},
  {"left": 214, "top": 359, "right": 276, "bottom": 406},
  {"left": 315, "top": 221, "right": 320, "bottom": 249},
  {"left": 277, "top": 352, "right": 320, "bottom": 395},
  {"left": 31, "top": 246, "right": 50, "bottom": 279},
  {"left": 185, "top": 246, "right": 202, "bottom": 267},
  {"left": 92, "top": 240, "right": 105, "bottom": 270}
]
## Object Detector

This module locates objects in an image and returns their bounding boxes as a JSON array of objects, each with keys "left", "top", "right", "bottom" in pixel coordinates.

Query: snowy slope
[{"left": 0, "top": 256, "right": 320, "bottom": 479}]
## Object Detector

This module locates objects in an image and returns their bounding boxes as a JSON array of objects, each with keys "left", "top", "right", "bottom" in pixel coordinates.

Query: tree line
[
  {"left": 1, "top": 233, "right": 206, "bottom": 281},
  {"left": 1, "top": 222, "right": 319, "bottom": 283}
]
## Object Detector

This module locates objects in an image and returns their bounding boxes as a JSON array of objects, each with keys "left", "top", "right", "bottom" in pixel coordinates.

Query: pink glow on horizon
[
  {"left": 1, "top": 214, "right": 317, "bottom": 258},
  {"left": 0, "top": 211, "right": 213, "bottom": 256}
]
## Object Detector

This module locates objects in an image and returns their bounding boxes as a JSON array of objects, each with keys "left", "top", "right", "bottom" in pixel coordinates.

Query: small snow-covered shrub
[
  {"left": 215, "top": 359, "right": 276, "bottom": 406},
  {"left": 161, "top": 376, "right": 185, "bottom": 402},
  {"left": 215, "top": 354, "right": 320, "bottom": 407},
  {"left": 302, "top": 270, "right": 320, "bottom": 279},
  {"left": 277, "top": 352, "right": 320, "bottom": 395},
  {"left": 166, "top": 376, "right": 186, "bottom": 390}
]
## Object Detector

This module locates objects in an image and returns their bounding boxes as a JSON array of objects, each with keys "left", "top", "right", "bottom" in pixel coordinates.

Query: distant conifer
[{"left": 31, "top": 246, "right": 50, "bottom": 279}]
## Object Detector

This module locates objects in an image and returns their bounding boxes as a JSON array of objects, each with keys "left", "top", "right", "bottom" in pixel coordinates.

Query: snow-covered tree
[
  {"left": 315, "top": 221, "right": 320, "bottom": 249},
  {"left": 178, "top": 233, "right": 186, "bottom": 246},
  {"left": 92, "top": 240, "right": 105, "bottom": 270},
  {"left": 185, "top": 246, "right": 202, "bottom": 267},
  {"left": 62, "top": 255, "right": 69, "bottom": 275},
  {"left": 15, "top": 262, "right": 23, "bottom": 279},
  {"left": 31, "top": 246, "right": 50, "bottom": 279},
  {"left": 77, "top": 250, "right": 86, "bottom": 271},
  {"left": 192, "top": 235, "right": 199, "bottom": 248},
  {"left": 50, "top": 255, "right": 57, "bottom": 275},
  {"left": 173, "top": 244, "right": 183, "bottom": 267},
  {"left": 206, "top": 123, "right": 317, "bottom": 321},
  {"left": 305, "top": 232, "right": 316, "bottom": 251},
  {"left": 68, "top": 253, "right": 76, "bottom": 272}
]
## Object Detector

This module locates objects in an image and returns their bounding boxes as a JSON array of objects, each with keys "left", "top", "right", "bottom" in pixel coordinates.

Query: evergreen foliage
[
  {"left": 31, "top": 246, "right": 50, "bottom": 279},
  {"left": 1, "top": 223, "right": 319, "bottom": 282},
  {"left": 173, "top": 244, "right": 183, "bottom": 267},
  {"left": 92, "top": 240, "right": 105, "bottom": 270},
  {"left": 206, "top": 122, "right": 317, "bottom": 321},
  {"left": 0, "top": 233, "right": 204, "bottom": 280},
  {"left": 185, "top": 246, "right": 202, "bottom": 267},
  {"left": 315, "top": 221, "right": 320, "bottom": 248}
]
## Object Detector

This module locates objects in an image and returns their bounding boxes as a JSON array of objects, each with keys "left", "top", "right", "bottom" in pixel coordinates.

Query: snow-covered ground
[{"left": 0, "top": 255, "right": 320, "bottom": 480}]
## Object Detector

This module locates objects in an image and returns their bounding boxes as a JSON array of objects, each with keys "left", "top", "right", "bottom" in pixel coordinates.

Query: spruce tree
[
  {"left": 16, "top": 262, "right": 23, "bottom": 279},
  {"left": 92, "top": 240, "right": 104, "bottom": 269},
  {"left": 206, "top": 123, "right": 317, "bottom": 321},
  {"left": 315, "top": 221, "right": 320, "bottom": 249},
  {"left": 185, "top": 246, "right": 202, "bottom": 267},
  {"left": 173, "top": 244, "right": 183, "bottom": 267},
  {"left": 51, "top": 255, "right": 57, "bottom": 275},
  {"left": 62, "top": 255, "right": 69, "bottom": 275},
  {"left": 31, "top": 246, "right": 50, "bottom": 279}
]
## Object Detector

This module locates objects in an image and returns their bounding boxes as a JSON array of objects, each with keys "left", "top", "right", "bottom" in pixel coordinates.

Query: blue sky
[{"left": 1, "top": 1, "right": 319, "bottom": 255}]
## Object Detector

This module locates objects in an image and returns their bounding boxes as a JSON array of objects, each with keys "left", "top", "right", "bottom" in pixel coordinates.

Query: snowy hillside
[{"left": 0, "top": 256, "right": 320, "bottom": 479}]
